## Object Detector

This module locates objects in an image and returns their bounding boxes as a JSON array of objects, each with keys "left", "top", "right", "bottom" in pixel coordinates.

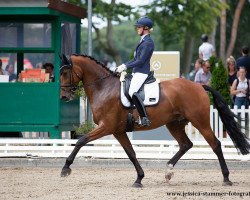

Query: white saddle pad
[{"left": 120, "top": 80, "right": 160, "bottom": 108}]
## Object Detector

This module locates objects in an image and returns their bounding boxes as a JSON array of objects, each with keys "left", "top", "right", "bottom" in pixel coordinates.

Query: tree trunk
[
  {"left": 226, "top": 0, "right": 245, "bottom": 59},
  {"left": 92, "top": 0, "right": 123, "bottom": 65},
  {"left": 92, "top": 20, "right": 123, "bottom": 65},
  {"left": 210, "top": 25, "right": 216, "bottom": 49},
  {"left": 182, "top": 32, "right": 194, "bottom": 75},
  {"left": 220, "top": 0, "right": 227, "bottom": 63},
  {"left": 106, "top": 18, "right": 123, "bottom": 65},
  {"left": 210, "top": 19, "right": 217, "bottom": 56}
]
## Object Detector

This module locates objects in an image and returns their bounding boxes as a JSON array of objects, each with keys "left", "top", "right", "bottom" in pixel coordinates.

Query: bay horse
[{"left": 60, "top": 54, "right": 250, "bottom": 187}]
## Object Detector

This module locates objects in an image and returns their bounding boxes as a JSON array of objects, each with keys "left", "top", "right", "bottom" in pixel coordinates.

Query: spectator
[
  {"left": 227, "top": 56, "right": 237, "bottom": 86},
  {"left": 198, "top": 34, "right": 215, "bottom": 61},
  {"left": 5, "top": 64, "right": 17, "bottom": 82},
  {"left": 194, "top": 58, "right": 203, "bottom": 74},
  {"left": 188, "top": 58, "right": 203, "bottom": 81},
  {"left": 0, "top": 59, "right": 4, "bottom": 75},
  {"left": 231, "top": 67, "right": 250, "bottom": 108},
  {"left": 194, "top": 60, "right": 211, "bottom": 85},
  {"left": 236, "top": 46, "right": 250, "bottom": 79},
  {"left": 43, "top": 63, "right": 55, "bottom": 82},
  {"left": 227, "top": 56, "right": 237, "bottom": 106}
]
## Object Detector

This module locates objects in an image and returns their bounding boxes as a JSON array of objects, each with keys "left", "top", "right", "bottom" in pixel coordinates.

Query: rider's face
[{"left": 136, "top": 26, "right": 144, "bottom": 35}]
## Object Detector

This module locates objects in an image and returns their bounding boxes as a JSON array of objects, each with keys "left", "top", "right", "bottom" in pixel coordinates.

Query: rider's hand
[{"left": 115, "top": 64, "right": 127, "bottom": 73}]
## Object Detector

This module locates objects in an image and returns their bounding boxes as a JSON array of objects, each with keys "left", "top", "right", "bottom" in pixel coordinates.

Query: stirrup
[{"left": 141, "top": 117, "right": 151, "bottom": 127}]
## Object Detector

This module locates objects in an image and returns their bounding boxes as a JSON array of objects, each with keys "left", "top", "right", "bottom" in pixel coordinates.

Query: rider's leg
[
  {"left": 129, "top": 73, "right": 150, "bottom": 126},
  {"left": 132, "top": 93, "right": 151, "bottom": 126}
]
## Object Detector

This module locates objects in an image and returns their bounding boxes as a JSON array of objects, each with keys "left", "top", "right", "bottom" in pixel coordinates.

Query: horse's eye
[{"left": 61, "top": 70, "right": 68, "bottom": 76}]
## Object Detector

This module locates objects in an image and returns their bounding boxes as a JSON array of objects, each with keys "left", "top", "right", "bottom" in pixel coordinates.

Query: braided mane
[{"left": 73, "top": 54, "right": 119, "bottom": 77}]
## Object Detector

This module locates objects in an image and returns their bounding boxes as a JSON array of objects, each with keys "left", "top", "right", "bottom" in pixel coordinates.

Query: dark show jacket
[{"left": 125, "top": 34, "right": 154, "bottom": 74}]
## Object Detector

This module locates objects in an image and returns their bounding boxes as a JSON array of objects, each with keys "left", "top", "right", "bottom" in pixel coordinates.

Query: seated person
[
  {"left": 5, "top": 64, "right": 17, "bottom": 82},
  {"left": 0, "top": 59, "right": 4, "bottom": 75},
  {"left": 43, "top": 63, "right": 55, "bottom": 82}
]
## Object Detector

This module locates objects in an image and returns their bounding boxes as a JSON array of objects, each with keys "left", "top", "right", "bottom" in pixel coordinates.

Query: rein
[
  {"left": 60, "top": 64, "right": 113, "bottom": 90},
  {"left": 83, "top": 74, "right": 112, "bottom": 87}
]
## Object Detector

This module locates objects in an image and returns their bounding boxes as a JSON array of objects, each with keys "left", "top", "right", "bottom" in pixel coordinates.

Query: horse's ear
[
  {"left": 63, "top": 54, "right": 69, "bottom": 64},
  {"left": 60, "top": 54, "right": 71, "bottom": 66},
  {"left": 59, "top": 54, "right": 63, "bottom": 61}
]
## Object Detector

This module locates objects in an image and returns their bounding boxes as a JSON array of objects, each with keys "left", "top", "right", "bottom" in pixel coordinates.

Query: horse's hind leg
[
  {"left": 165, "top": 120, "right": 193, "bottom": 182},
  {"left": 195, "top": 123, "right": 232, "bottom": 186},
  {"left": 113, "top": 132, "right": 144, "bottom": 188}
]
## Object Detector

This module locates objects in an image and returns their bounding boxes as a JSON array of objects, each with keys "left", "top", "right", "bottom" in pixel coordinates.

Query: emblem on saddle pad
[{"left": 120, "top": 71, "right": 160, "bottom": 108}]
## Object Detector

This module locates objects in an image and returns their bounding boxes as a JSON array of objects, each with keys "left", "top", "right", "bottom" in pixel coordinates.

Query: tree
[
  {"left": 219, "top": 0, "right": 227, "bottom": 63},
  {"left": 226, "top": 0, "right": 245, "bottom": 59},
  {"left": 232, "top": 0, "right": 250, "bottom": 58},
  {"left": 210, "top": 57, "right": 232, "bottom": 105},
  {"left": 143, "top": 0, "right": 224, "bottom": 74},
  {"left": 89, "top": 0, "right": 135, "bottom": 65},
  {"left": 67, "top": 0, "right": 135, "bottom": 65},
  {"left": 81, "top": 21, "right": 141, "bottom": 63},
  {"left": 219, "top": 0, "right": 246, "bottom": 63}
]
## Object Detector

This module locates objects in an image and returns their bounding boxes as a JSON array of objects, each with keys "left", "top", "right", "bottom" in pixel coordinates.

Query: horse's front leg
[
  {"left": 61, "top": 122, "right": 107, "bottom": 177},
  {"left": 114, "top": 132, "right": 144, "bottom": 188}
]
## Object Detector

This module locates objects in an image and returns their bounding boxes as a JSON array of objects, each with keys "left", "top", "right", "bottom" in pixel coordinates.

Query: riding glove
[{"left": 115, "top": 64, "right": 127, "bottom": 73}]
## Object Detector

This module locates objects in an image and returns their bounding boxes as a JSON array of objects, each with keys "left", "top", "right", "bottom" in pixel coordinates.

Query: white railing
[
  {"left": 1, "top": 106, "right": 249, "bottom": 160},
  {"left": 0, "top": 139, "right": 249, "bottom": 160},
  {"left": 0, "top": 139, "right": 250, "bottom": 160},
  {"left": 186, "top": 105, "right": 250, "bottom": 140}
]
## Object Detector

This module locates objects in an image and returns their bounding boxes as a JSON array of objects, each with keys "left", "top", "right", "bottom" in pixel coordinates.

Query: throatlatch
[{"left": 132, "top": 92, "right": 151, "bottom": 127}]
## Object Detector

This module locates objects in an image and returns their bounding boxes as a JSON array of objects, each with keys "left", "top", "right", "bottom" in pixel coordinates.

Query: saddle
[{"left": 120, "top": 71, "right": 160, "bottom": 108}]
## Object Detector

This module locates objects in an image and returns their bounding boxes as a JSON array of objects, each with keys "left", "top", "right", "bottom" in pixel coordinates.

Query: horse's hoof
[
  {"left": 165, "top": 172, "right": 174, "bottom": 182},
  {"left": 132, "top": 182, "right": 143, "bottom": 188},
  {"left": 61, "top": 167, "right": 72, "bottom": 177},
  {"left": 165, "top": 164, "right": 174, "bottom": 182},
  {"left": 222, "top": 180, "right": 233, "bottom": 186}
]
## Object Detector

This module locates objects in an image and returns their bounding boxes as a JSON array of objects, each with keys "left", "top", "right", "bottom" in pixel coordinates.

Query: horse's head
[
  {"left": 60, "top": 54, "right": 118, "bottom": 101},
  {"left": 60, "top": 54, "right": 77, "bottom": 101}
]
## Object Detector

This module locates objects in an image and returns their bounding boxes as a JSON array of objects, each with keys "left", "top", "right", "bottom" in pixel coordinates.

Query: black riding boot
[{"left": 132, "top": 93, "right": 151, "bottom": 127}]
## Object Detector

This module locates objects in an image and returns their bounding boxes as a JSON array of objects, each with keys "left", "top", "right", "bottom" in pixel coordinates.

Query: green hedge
[{"left": 209, "top": 56, "right": 232, "bottom": 105}]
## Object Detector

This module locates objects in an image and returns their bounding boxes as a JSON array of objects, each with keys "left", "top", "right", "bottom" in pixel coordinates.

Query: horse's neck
[
  {"left": 80, "top": 60, "right": 119, "bottom": 102},
  {"left": 82, "top": 65, "right": 105, "bottom": 85}
]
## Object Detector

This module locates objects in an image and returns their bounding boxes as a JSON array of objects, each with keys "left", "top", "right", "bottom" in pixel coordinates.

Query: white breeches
[{"left": 129, "top": 72, "right": 148, "bottom": 98}]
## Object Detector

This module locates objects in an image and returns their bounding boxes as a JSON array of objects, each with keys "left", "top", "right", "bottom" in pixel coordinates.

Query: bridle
[
  {"left": 60, "top": 63, "right": 113, "bottom": 94},
  {"left": 60, "top": 64, "right": 81, "bottom": 93}
]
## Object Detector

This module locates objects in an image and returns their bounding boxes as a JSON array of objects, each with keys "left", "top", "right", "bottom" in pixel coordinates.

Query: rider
[{"left": 115, "top": 16, "right": 154, "bottom": 127}]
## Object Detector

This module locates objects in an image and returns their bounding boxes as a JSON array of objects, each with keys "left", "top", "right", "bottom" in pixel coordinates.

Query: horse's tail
[{"left": 202, "top": 85, "right": 250, "bottom": 155}]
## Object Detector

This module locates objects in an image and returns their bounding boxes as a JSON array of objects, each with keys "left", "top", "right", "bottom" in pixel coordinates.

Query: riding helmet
[{"left": 135, "top": 16, "right": 154, "bottom": 29}]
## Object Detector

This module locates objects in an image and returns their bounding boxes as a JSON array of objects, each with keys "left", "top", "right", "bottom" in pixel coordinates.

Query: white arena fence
[
  {"left": 0, "top": 139, "right": 249, "bottom": 161},
  {"left": 0, "top": 105, "right": 249, "bottom": 160}
]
